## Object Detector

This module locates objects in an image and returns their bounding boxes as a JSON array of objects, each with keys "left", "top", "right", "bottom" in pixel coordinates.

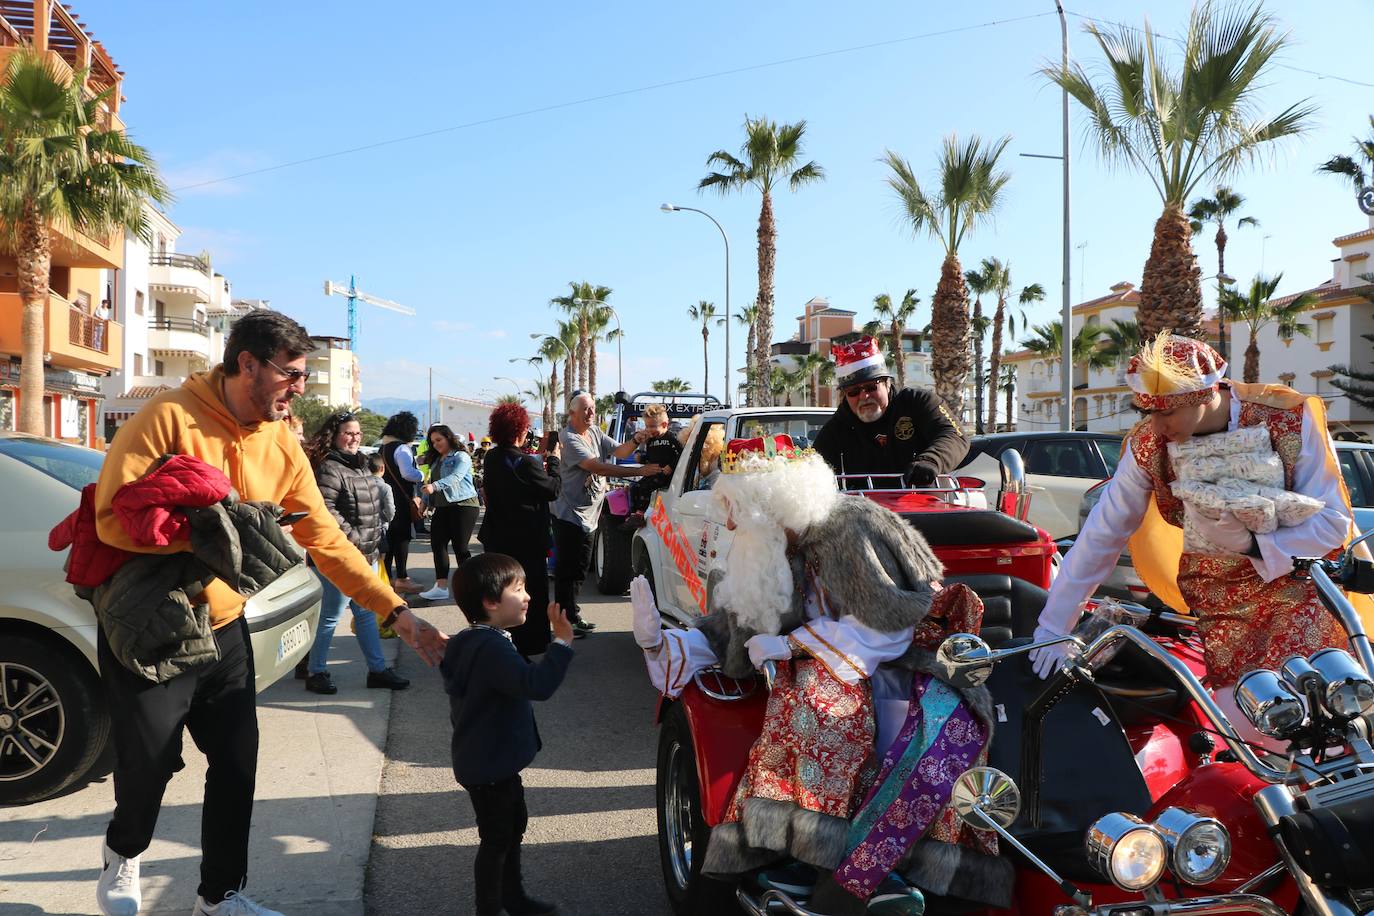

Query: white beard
[{"left": 715, "top": 521, "right": 792, "bottom": 636}]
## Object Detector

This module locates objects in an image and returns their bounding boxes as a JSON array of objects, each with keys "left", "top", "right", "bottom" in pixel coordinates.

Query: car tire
[
  {"left": 656, "top": 703, "right": 738, "bottom": 915},
  {"left": 595, "top": 513, "right": 633, "bottom": 595},
  {"left": 0, "top": 634, "right": 110, "bottom": 804}
]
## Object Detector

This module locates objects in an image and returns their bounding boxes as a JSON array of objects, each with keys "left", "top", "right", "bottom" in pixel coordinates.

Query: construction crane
[{"left": 323, "top": 275, "right": 416, "bottom": 352}]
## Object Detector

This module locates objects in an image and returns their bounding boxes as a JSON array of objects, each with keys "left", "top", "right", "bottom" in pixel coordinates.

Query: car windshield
[
  {"left": 1098, "top": 439, "right": 1122, "bottom": 475},
  {"left": 0, "top": 437, "right": 104, "bottom": 490},
  {"left": 734, "top": 414, "right": 831, "bottom": 450}
]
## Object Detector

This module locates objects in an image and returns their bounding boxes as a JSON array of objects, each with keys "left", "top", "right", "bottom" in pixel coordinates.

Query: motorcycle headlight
[
  {"left": 1234, "top": 669, "right": 1308, "bottom": 739},
  {"left": 1153, "top": 807, "right": 1232, "bottom": 885},
  {"left": 1308, "top": 648, "right": 1374, "bottom": 722},
  {"left": 1085, "top": 812, "right": 1167, "bottom": 891}
]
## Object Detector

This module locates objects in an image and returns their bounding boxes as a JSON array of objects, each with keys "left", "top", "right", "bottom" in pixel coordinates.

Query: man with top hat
[
  {"left": 1029, "top": 332, "right": 1370, "bottom": 743},
  {"left": 813, "top": 335, "right": 968, "bottom": 488},
  {"left": 630, "top": 435, "right": 1013, "bottom": 914}
]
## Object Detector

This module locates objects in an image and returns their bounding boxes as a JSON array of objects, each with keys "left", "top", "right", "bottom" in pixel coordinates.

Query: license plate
[{"left": 277, "top": 620, "right": 310, "bottom": 661}]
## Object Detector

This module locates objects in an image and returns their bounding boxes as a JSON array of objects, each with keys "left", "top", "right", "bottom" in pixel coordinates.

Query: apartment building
[
  {"left": 304, "top": 336, "right": 360, "bottom": 409},
  {"left": 0, "top": 1, "right": 125, "bottom": 446}
]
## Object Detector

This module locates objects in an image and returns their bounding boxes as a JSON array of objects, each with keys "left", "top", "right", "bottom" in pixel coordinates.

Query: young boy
[
  {"left": 442, "top": 553, "right": 575, "bottom": 916},
  {"left": 368, "top": 453, "right": 395, "bottom": 526},
  {"left": 625, "top": 403, "right": 683, "bottom": 522}
]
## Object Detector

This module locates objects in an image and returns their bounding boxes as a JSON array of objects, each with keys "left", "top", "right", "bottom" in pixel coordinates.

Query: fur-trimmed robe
[{"left": 691, "top": 496, "right": 1014, "bottom": 908}]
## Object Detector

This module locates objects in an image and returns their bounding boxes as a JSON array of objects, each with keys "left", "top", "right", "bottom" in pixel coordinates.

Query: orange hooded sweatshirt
[{"left": 95, "top": 368, "right": 404, "bottom": 629}]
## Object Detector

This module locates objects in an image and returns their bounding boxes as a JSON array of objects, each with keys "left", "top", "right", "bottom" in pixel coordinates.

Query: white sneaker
[
  {"left": 192, "top": 890, "right": 285, "bottom": 916},
  {"left": 96, "top": 842, "right": 141, "bottom": 916},
  {"left": 419, "top": 585, "right": 449, "bottom": 601}
]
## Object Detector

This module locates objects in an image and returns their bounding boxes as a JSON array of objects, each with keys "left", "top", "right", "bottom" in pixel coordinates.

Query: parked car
[
  {"left": 957, "top": 431, "right": 1122, "bottom": 540},
  {"left": 0, "top": 433, "right": 322, "bottom": 804},
  {"left": 1070, "top": 438, "right": 1374, "bottom": 607}
]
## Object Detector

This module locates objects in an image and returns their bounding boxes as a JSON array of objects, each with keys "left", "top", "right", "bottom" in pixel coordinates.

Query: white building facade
[
  {"left": 436, "top": 395, "right": 497, "bottom": 442},
  {"left": 304, "top": 336, "right": 360, "bottom": 408}
]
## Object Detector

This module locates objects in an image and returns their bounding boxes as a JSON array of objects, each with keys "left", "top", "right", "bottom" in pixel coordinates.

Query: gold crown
[{"left": 719, "top": 446, "right": 820, "bottom": 475}]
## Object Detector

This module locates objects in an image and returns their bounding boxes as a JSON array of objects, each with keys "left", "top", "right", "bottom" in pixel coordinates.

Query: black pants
[
  {"left": 466, "top": 773, "right": 529, "bottom": 915},
  {"left": 552, "top": 518, "right": 592, "bottom": 623},
  {"left": 99, "top": 616, "right": 258, "bottom": 904},
  {"left": 431, "top": 503, "right": 480, "bottom": 583},
  {"left": 385, "top": 512, "right": 413, "bottom": 579},
  {"left": 508, "top": 549, "right": 551, "bottom": 657}
]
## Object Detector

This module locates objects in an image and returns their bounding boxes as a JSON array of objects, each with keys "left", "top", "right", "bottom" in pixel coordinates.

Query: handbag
[{"left": 383, "top": 446, "right": 425, "bottom": 523}]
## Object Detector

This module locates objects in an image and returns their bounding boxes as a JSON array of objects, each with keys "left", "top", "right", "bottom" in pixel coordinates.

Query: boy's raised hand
[{"left": 548, "top": 602, "right": 574, "bottom": 644}]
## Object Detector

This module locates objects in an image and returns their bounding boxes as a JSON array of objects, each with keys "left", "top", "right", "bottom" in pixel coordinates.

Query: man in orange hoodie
[{"left": 93, "top": 310, "right": 447, "bottom": 916}]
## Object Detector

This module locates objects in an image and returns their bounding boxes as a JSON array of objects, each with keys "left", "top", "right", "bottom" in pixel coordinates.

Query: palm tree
[
  {"left": 584, "top": 303, "right": 619, "bottom": 398},
  {"left": 1331, "top": 274, "right": 1374, "bottom": 409},
  {"left": 734, "top": 303, "right": 760, "bottom": 406},
  {"left": 988, "top": 278, "right": 1044, "bottom": 432},
  {"left": 556, "top": 319, "right": 579, "bottom": 407},
  {"left": 797, "top": 350, "right": 835, "bottom": 406},
  {"left": 550, "top": 281, "right": 612, "bottom": 392},
  {"left": 965, "top": 263, "right": 999, "bottom": 434},
  {"left": 1099, "top": 318, "right": 1142, "bottom": 370},
  {"left": 521, "top": 379, "right": 555, "bottom": 430},
  {"left": 699, "top": 116, "right": 825, "bottom": 406},
  {"left": 1219, "top": 274, "right": 1316, "bottom": 383},
  {"left": 998, "top": 365, "right": 1018, "bottom": 433},
  {"left": 884, "top": 134, "right": 1011, "bottom": 419},
  {"left": 1317, "top": 115, "right": 1374, "bottom": 215},
  {"left": 651, "top": 378, "right": 691, "bottom": 393},
  {"left": 1045, "top": 4, "right": 1313, "bottom": 342},
  {"left": 530, "top": 331, "right": 572, "bottom": 423},
  {"left": 1022, "top": 322, "right": 1115, "bottom": 375},
  {"left": 687, "top": 300, "right": 721, "bottom": 397},
  {"left": 765, "top": 363, "right": 809, "bottom": 406},
  {"left": 1188, "top": 187, "right": 1259, "bottom": 283},
  {"left": 0, "top": 51, "right": 170, "bottom": 434},
  {"left": 868, "top": 289, "right": 920, "bottom": 390}
]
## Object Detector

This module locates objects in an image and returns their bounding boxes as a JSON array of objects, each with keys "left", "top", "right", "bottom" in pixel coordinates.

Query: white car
[
  {"left": 0, "top": 433, "right": 322, "bottom": 804},
  {"left": 957, "top": 431, "right": 1123, "bottom": 540}
]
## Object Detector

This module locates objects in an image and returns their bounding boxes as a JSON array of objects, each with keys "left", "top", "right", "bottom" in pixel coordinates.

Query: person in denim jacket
[{"left": 420, "top": 424, "right": 480, "bottom": 601}]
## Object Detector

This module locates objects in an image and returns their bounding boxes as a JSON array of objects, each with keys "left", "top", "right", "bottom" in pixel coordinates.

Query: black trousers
[
  {"left": 99, "top": 616, "right": 258, "bottom": 904},
  {"left": 466, "top": 773, "right": 529, "bottom": 915},
  {"left": 552, "top": 518, "right": 592, "bottom": 623},
  {"left": 508, "top": 548, "right": 552, "bottom": 658},
  {"left": 431, "top": 503, "right": 480, "bottom": 583},
  {"left": 385, "top": 511, "right": 413, "bottom": 579}
]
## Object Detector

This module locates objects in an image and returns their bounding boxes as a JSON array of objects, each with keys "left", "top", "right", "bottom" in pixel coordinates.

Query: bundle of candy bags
[{"left": 1167, "top": 426, "right": 1324, "bottom": 554}]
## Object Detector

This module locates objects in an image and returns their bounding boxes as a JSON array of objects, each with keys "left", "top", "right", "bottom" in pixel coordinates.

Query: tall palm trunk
[
  {"left": 1138, "top": 204, "right": 1203, "bottom": 342},
  {"left": 17, "top": 206, "right": 51, "bottom": 436},
  {"left": 755, "top": 193, "right": 777, "bottom": 407},
  {"left": 1215, "top": 222, "right": 1229, "bottom": 360},
  {"left": 744, "top": 323, "right": 757, "bottom": 407},
  {"left": 971, "top": 296, "right": 985, "bottom": 434},
  {"left": 888, "top": 320, "right": 906, "bottom": 388},
  {"left": 931, "top": 253, "right": 971, "bottom": 419},
  {"left": 577, "top": 317, "right": 589, "bottom": 392},
  {"left": 702, "top": 327, "right": 710, "bottom": 397},
  {"left": 987, "top": 292, "right": 1006, "bottom": 432},
  {"left": 588, "top": 337, "right": 598, "bottom": 398},
  {"left": 562, "top": 358, "right": 573, "bottom": 416},
  {"left": 1004, "top": 378, "right": 1014, "bottom": 430},
  {"left": 1244, "top": 328, "right": 1261, "bottom": 384},
  {"left": 548, "top": 365, "right": 560, "bottom": 429}
]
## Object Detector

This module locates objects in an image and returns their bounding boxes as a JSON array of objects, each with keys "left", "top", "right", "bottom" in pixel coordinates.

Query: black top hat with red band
[{"left": 831, "top": 335, "right": 893, "bottom": 389}]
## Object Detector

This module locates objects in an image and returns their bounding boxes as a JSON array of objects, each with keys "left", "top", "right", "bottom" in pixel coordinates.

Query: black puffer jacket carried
[{"left": 316, "top": 449, "right": 385, "bottom": 562}]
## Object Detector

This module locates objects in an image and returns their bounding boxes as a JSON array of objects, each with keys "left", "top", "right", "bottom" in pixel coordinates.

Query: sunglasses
[
  {"left": 265, "top": 357, "right": 312, "bottom": 383},
  {"left": 844, "top": 381, "right": 883, "bottom": 399}
]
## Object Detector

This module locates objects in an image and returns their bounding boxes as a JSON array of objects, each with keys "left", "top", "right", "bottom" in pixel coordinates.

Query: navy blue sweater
[{"left": 440, "top": 626, "right": 574, "bottom": 787}]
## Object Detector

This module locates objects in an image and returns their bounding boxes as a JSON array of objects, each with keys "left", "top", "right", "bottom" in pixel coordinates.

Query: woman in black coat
[{"left": 478, "top": 403, "right": 561, "bottom": 656}]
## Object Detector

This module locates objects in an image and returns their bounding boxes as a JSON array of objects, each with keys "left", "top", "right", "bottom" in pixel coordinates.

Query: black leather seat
[
  {"left": 902, "top": 509, "right": 1042, "bottom": 547},
  {"left": 944, "top": 574, "right": 1047, "bottom": 647}
]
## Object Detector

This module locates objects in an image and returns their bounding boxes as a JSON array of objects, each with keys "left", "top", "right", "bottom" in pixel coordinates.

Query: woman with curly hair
[
  {"left": 379, "top": 411, "right": 424, "bottom": 593},
  {"left": 477, "top": 403, "right": 562, "bottom": 655},
  {"left": 298, "top": 410, "right": 409, "bottom": 693}
]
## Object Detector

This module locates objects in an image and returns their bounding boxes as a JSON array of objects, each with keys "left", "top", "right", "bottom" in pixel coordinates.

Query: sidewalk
[{"left": 0, "top": 629, "right": 398, "bottom": 915}]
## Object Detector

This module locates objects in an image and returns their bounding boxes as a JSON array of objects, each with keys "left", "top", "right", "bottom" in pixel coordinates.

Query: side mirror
[
  {"left": 951, "top": 766, "right": 1021, "bottom": 830},
  {"left": 935, "top": 633, "right": 995, "bottom": 688},
  {"left": 998, "top": 448, "right": 1030, "bottom": 521}
]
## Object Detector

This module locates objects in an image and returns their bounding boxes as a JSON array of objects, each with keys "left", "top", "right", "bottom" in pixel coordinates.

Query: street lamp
[
  {"left": 494, "top": 376, "right": 523, "bottom": 395},
  {"left": 573, "top": 297, "right": 623, "bottom": 393},
  {"left": 662, "top": 203, "right": 731, "bottom": 405}
]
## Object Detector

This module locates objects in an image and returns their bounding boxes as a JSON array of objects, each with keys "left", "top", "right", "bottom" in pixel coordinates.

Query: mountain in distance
[{"left": 361, "top": 397, "right": 430, "bottom": 418}]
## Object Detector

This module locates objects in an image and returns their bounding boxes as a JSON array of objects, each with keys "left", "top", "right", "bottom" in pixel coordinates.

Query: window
[
  {"left": 683, "top": 421, "right": 727, "bottom": 492},
  {"left": 0, "top": 390, "right": 12, "bottom": 430},
  {"left": 1279, "top": 372, "right": 1295, "bottom": 386},
  {"left": 133, "top": 353, "right": 143, "bottom": 376},
  {"left": 1023, "top": 439, "right": 1096, "bottom": 478},
  {"left": 734, "top": 414, "right": 830, "bottom": 451},
  {"left": 75, "top": 290, "right": 91, "bottom": 312},
  {"left": 154, "top": 360, "right": 164, "bottom": 375},
  {"left": 0, "top": 436, "right": 104, "bottom": 490},
  {"left": 1339, "top": 450, "right": 1370, "bottom": 509},
  {"left": 1096, "top": 438, "right": 1122, "bottom": 475},
  {"left": 134, "top": 290, "right": 145, "bottom": 315},
  {"left": 1316, "top": 317, "right": 1334, "bottom": 344}
]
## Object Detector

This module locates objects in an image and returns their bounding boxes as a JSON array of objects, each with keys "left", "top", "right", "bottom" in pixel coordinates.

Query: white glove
[
  {"left": 1189, "top": 508, "right": 1254, "bottom": 554},
  {"left": 746, "top": 634, "right": 792, "bottom": 670},
  {"left": 630, "top": 575, "right": 663, "bottom": 649},
  {"left": 1029, "top": 625, "right": 1072, "bottom": 680}
]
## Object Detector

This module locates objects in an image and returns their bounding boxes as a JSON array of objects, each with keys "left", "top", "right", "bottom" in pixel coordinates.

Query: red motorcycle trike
[{"left": 654, "top": 454, "right": 1374, "bottom": 915}]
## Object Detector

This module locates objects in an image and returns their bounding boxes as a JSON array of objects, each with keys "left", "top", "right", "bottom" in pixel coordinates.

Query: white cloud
[
  {"left": 485, "top": 329, "right": 508, "bottom": 339},
  {"left": 432, "top": 319, "right": 475, "bottom": 334}
]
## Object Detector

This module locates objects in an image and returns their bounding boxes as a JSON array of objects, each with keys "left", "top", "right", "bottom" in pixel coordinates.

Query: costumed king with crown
[
  {"left": 631, "top": 436, "right": 1013, "bottom": 914},
  {"left": 1029, "top": 332, "right": 1371, "bottom": 748}
]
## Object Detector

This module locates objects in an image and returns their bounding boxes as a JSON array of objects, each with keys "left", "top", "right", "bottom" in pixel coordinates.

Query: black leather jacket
[{"left": 813, "top": 387, "right": 969, "bottom": 487}]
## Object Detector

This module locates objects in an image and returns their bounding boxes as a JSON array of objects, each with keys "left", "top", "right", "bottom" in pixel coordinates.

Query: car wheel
[
  {"left": 0, "top": 634, "right": 110, "bottom": 804},
  {"left": 656, "top": 703, "right": 737, "bottom": 915},
  {"left": 595, "top": 513, "right": 633, "bottom": 595}
]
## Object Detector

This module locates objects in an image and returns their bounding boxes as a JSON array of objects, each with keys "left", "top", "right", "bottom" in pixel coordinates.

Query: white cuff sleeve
[
  {"left": 790, "top": 615, "right": 914, "bottom": 685},
  {"left": 644, "top": 627, "right": 718, "bottom": 698}
]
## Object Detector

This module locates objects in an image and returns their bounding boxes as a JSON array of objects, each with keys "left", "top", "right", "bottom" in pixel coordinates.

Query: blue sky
[{"left": 90, "top": 1, "right": 1372, "bottom": 403}]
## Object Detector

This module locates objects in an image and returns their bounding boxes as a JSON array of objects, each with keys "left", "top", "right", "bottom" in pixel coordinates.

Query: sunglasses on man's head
[{"left": 844, "top": 381, "right": 882, "bottom": 398}]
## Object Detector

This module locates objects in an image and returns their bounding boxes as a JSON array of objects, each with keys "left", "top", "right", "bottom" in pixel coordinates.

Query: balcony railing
[
  {"left": 150, "top": 253, "right": 211, "bottom": 275},
  {"left": 149, "top": 316, "right": 210, "bottom": 336},
  {"left": 68, "top": 305, "right": 110, "bottom": 353}
]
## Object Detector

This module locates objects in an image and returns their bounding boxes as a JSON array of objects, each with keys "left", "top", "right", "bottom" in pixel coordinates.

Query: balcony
[
  {"left": 0, "top": 290, "right": 121, "bottom": 372},
  {"left": 148, "top": 315, "right": 212, "bottom": 361},
  {"left": 149, "top": 253, "right": 213, "bottom": 303}
]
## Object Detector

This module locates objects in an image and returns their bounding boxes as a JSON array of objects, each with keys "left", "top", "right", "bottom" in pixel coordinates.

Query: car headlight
[
  {"left": 1153, "top": 807, "right": 1232, "bottom": 885},
  {"left": 1085, "top": 812, "right": 1167, "bottom": 891},
  {"left": 1234, "top": 669, "right": 1308, "bottom": 740}
]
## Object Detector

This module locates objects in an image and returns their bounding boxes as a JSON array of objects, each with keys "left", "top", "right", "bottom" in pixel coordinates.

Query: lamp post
[
  {"left": 661, "top": 203, "right": 731, "bottom": 405},
  {"left": 573, "top": 297, "right": 623, "bottom": 393},
  {"left": 494, "top": 376, "right": 523, "bottom": 395}
]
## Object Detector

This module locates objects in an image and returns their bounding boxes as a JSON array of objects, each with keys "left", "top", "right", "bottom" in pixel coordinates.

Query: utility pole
[
  {"left": 428, "top": 367, "right": 433, "bottom": 431},
  {"left": 1057, "top": 0, "right": 1072, "bottom": 432}
]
